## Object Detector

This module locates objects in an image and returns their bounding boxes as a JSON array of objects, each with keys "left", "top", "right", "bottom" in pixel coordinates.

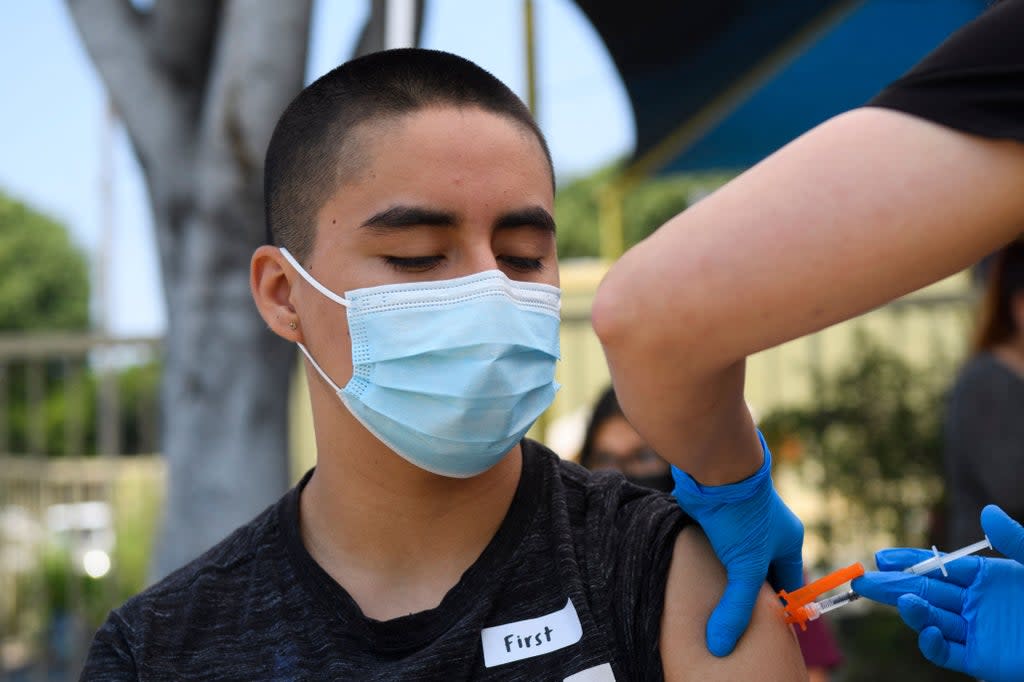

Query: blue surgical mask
[{"left": 279, "top": 248, "right": 561, "bottom": 478}]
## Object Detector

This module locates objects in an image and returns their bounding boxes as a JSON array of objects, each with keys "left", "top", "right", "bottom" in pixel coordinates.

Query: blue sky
[{"left": 0, "top": 0, "right": 633, "bottom": 336}]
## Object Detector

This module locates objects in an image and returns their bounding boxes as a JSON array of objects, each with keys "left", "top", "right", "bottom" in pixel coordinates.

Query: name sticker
[
  {"left": 565, "top": 663, "right": 616, "bottom": 681},
  {"left": 480, "top": 598, "right": 583, "bottom": 668}
]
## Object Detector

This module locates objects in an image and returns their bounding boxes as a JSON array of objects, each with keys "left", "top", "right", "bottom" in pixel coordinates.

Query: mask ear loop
[
  {"left": 279, "top": 248, "right": 351, "bottom": 308},
  {"left": 296, "top": 342, "right": 345, "bottom": 396},
  {"left": 279, "top": 248, "right": 349, "bottom": 395}
]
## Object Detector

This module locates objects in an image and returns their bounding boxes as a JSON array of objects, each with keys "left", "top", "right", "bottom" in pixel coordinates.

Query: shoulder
[
  {"left": 107, "top": 494, "right": 287, "bottom": 648},
  {"left": 960, "top": 352, "right": 1005, "bottom": 378},
  {"left": 660, "top": 528, "right": 807, "bottom": 681},
  {"left": 524, "top": 439, "right": 690, "bottom": 540},
  {"left": 528, "top": 439, "right": 683, "bottom": 515},
  {"left": 82, "top": 502, "right": 285, "bottom": 675},
  {"left": 143, "top": 497, "right": 279, "bottom": 593},
  {"left": 523, "top": 440, "right": 696, "bottom": 678},
  {"left": 951, "top": 353, "right": 1016, "bottom": 398}
]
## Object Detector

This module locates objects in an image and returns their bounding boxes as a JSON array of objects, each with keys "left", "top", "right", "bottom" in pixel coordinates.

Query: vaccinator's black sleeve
[{"left": 869, "top": 0, "right": 1024, "bottom": 144}]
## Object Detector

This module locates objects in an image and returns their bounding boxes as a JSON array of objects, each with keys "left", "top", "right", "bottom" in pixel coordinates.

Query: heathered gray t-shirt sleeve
[
  {"left": 80, "top": 611, "right": 137, "bottom": 678},
  {"left": 81, "top": 440, "right": 690, "bottom": 680}
]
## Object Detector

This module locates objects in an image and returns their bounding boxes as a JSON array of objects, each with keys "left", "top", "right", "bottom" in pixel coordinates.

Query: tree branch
[
  {"left": 167, "top": 0, "right": 312, "bottom": 286},
  {"left": 65, "top": 0, "right": 189, "bottom": 174},
  {"left": 150, "top": 0, "right": 222, "bottom": 101},
  {"left": 194, "top": 1, "right": 312, "bottom": 203}
]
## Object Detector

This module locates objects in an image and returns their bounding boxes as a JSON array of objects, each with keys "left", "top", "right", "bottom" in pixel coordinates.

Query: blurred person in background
[
  {"left": 578, "top": 386, "right": 675, "bottom": 492},
  {"left": 579, "top": 386, "right": 843, "bottom": 681},
  {"left": 944, "top": 239, "right": 1024, "bottom": 549}
]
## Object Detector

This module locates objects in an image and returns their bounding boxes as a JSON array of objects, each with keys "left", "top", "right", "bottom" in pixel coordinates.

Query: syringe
[
  {"left": 904, "top": 536, "right": 992, "bottom": 577},
  {"left": 779, "top": 562, "right": 866, "bottom": 630},
  {"left": 802, "top": 589, "right": 861, "bottom": 621},
  {"left": 783, "top": 538, "right": 994, "bottom": 630}
]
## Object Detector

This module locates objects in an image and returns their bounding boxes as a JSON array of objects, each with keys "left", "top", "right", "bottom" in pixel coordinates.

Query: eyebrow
[
  {"left": 495, "top": 206, "right": 556, "bottom": 234},
  {"left": 360, "top": 204, "right": 556, "bottom": 234},
  {"left": 360, "top": 206, "right": 456, "bottom": 232}
]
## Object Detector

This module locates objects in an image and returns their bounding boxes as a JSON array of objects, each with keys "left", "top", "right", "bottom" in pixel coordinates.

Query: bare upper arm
[
  {"left": 598, "top": 107, "right": 1024, "bottom": 368},
  {"left": 594, "top": 107, "right": 1024, "bottom": 482},
  {"left": 660, "top": 526, "right": 807, "bottom": 681}
]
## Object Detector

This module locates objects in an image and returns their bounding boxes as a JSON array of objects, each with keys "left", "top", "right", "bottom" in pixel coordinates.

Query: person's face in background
[{"left": 589, "top": 414, "right": 674, "bottom": 492}]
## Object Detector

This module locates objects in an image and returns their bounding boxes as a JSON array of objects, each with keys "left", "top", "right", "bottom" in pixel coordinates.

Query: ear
[{"left": 251, "top": 245, "right": 303, "bottom": 342}]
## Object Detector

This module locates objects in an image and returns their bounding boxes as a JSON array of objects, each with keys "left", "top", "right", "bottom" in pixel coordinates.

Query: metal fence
[{"left": 0, "top": 335, "right": 162, "bottom": 681}]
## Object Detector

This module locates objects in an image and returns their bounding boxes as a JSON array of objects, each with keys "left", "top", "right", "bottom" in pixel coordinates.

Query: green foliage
[
  {"left": 6, "top": 361, "right": 161, "bottom": 456},
  {"left": 7, "top": 472, "right": 163, "bottom": 664},
  {"left": 115, "top": 362, "right": 162, "bottom": 455},
  {"left": 761, "top": 333, "right": 965, "bottom": 678},
  {"left": 0, "top": 191, "right": 90, "bottom": 332},
  {"left": 554, "top": 164, "right": 734, "bottom": 258},
  {"left": 554, "top": 165, "right": 618, "bottom": 258},
  {"left": 833, "top": 607, "right": 970, "bottom": 682},
  {"left": 761, "top": 331, "right": 951, "bottom": 553},
  {"left": 111, "top": 466, "right": 164, "bottom": 602},
  {"left": 0, "top": 190, "right": 160, "bottom": 457},
  {"left": 40, "top": 548, "right": 110, "bottom": 626}
]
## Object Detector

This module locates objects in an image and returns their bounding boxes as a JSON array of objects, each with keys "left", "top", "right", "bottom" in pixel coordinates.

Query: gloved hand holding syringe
[
  {"left": 779, "top": 534, "right": 993, "bottom": 629},
  {"left": 787, "top": 505, "right": 1024, "bottom": 682}
]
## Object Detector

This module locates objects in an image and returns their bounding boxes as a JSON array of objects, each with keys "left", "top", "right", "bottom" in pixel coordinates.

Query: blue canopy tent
[{"left": 572, "top": 0, "right": 991, "bottom": 256}]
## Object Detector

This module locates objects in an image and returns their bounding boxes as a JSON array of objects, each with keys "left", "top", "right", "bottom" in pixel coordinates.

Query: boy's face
[{"left": 282, "top": 105, "right": 558, "bottom": 391}]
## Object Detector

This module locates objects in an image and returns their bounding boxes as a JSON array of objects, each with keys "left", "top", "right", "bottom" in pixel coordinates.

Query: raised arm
[
  {"left": 593, "top": 107, "right": 1024, "bottom": 485},
  {"left": 594, "top": 107, "right": 1024, "bottom": 658}
]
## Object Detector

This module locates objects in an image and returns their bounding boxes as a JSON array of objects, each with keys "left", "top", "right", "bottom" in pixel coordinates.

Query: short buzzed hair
[{"left": 264, "top": 48, "right": 554, "bottom": 262}]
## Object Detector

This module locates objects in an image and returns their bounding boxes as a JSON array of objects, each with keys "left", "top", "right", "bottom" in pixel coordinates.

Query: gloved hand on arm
[
  {"left": 852, "top": 505, "right": 1024, "bottom": 682},
  {"left": 671, "top": 430, "right": 805, "bottom": 657}
]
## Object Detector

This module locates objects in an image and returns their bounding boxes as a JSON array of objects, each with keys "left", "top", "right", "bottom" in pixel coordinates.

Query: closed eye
[
  {"left": 383, "top": 255, "right": 444, "bottom": 272},
  {"left": 499, "top": 256, "right": 544, "bottom": 272}
]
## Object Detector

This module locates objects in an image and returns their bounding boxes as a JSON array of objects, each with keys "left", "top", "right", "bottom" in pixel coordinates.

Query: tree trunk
[
  {"left": 68, "top": 0, "right": 311, "bottom": 578},
  {"left": 68, "top": 0, "right": 421, "bottom": 579}
]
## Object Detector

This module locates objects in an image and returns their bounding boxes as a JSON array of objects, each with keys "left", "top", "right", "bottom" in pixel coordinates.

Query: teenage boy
[{"left": 81, "top": 49, "right": 804, "bottom": 680}]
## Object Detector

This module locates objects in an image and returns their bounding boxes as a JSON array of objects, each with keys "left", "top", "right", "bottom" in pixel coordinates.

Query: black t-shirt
[
  {"left": 81, "top": 440, "right": 690, "bottom": 680},
  {"left": 943, "top": 353, "right": 1024, "bottom": 548},
  {"left": 869, "top": 0, "right": 1024, "bottom": 143}
]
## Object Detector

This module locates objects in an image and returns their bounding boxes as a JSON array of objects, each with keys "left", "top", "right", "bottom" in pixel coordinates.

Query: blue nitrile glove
[
  {"left": 852, "top": 505, "right": 1024, "bottom": 682},
  {"left": 671, "top": 431, "right": 804, "bottom": 657}
]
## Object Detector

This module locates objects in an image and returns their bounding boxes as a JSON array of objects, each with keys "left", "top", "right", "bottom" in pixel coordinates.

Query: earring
[{"left": 289, "top": 321, "right": 297, "bottom": 330}]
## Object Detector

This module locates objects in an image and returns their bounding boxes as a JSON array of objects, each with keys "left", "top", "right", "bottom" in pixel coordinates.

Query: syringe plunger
[{"left": 905, "top": 537, "right": 992, "bottom": 576}]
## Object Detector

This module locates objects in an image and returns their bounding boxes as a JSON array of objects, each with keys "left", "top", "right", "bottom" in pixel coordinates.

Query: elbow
[
  {"left": 593, "top": 260, "right": 725, "bottom": 380},
  {"left": 592, "top": 260, "right": 682, "bottom": 368},
  {"left": 593, "top": 254, "right": 687, "bottom": 363},
  {"left": 591, "top": 266, "right": 636, "bottom": 357}
]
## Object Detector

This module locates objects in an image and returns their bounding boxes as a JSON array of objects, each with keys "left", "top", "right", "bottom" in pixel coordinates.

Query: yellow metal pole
[
  {"left": 523, "top": 0, "right": 538, "bottom": 115},
  {"left": 598, "top": 182, "right": 625, "bottom": 261}
]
